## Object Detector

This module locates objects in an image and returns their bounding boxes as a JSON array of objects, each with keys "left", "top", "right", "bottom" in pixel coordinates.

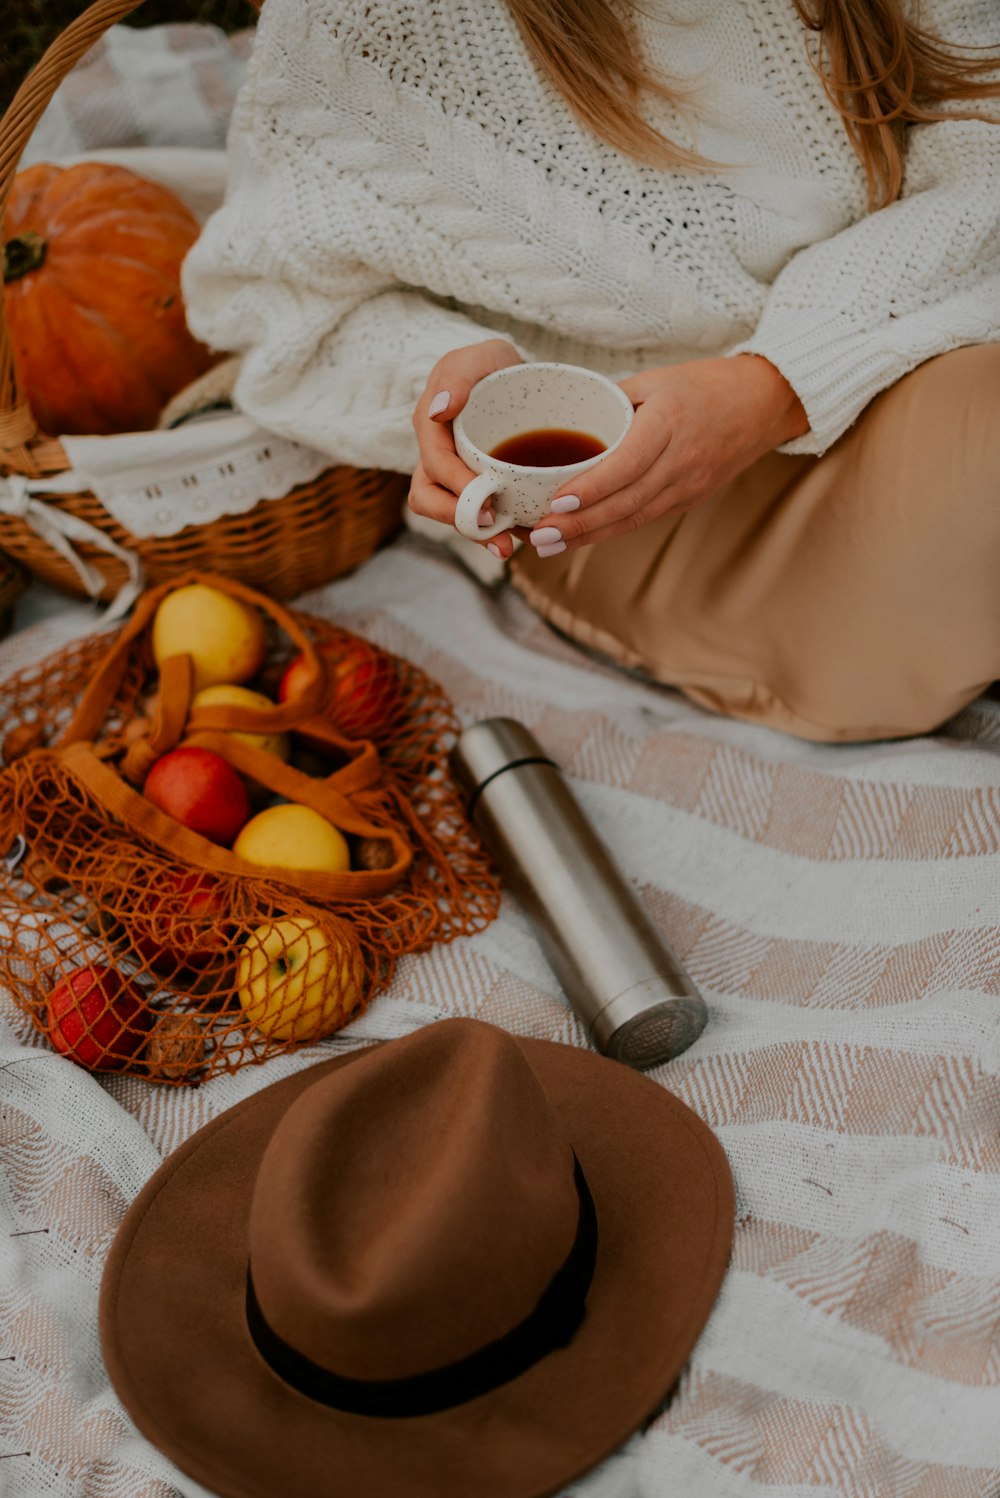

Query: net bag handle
[
  {"left": 59, "top": 572, "right": 332, "bottom": 747},
  {"left": 47, "top": 571, "right": 412, "bottom": 896},
  {"left": 59, "top": 738, "right": 413, "bottom": 900}
]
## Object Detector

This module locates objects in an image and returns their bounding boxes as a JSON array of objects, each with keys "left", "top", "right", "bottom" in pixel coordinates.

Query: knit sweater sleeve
[
  {"left": 727, "top": 109, "right": 1000, "bottom": 456},
  {"left": 181, "top": 38, "right": 527, "bottom": 474}
]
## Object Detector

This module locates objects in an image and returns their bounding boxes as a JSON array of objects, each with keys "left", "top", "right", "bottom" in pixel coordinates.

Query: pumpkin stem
[{"left": 2, "top": 232, "right": 47, "bottom": 283}]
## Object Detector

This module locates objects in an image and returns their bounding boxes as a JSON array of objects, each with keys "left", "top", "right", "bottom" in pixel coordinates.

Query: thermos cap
[{"left": 451, "top": 718, "right": 554, "bottom": 807}]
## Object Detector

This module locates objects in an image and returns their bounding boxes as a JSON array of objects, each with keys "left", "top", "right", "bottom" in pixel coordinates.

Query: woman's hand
[
  {"left": 517, "top": 355, "right": 809, "bottom": 561},
  {"left": 409, "top": 339, "right": 524, "bottom": 538}
]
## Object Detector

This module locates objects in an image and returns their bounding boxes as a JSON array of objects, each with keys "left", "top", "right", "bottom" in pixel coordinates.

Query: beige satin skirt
[{"left": 510, "top": 345, "right": 1000, "bottom": 742}]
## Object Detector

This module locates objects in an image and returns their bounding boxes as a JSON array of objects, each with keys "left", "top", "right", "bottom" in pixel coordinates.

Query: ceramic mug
[{"left": 452, "top": 363, "right": 634, "bottom": 542}]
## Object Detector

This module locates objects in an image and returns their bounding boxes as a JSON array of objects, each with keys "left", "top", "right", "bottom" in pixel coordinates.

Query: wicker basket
[{"left": 0, "top": 0, "right": 407, "bottom": 603}]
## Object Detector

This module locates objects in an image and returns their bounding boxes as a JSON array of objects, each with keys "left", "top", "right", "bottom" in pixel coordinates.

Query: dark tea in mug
[{"left": 489, "top": 428, "right": 606, "bottom": 467}]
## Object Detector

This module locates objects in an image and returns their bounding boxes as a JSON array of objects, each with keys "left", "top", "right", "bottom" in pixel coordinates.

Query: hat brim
[{"left": 100, "top": 1033, "right": 733, "bottom": 1498}]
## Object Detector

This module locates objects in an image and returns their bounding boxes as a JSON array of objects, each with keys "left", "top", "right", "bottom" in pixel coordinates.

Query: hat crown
[{"left": 248, "top": 1019, "right": 581, "bottom": 1382}]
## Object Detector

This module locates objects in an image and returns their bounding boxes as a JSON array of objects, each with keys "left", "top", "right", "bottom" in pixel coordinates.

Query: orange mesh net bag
[{"left": 0, "top": 572, "right": 501, "bottom": 1083}]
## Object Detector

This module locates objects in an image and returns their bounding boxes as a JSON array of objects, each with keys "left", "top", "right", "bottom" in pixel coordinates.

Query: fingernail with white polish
[
  {"left": 550, "top": 494, "right": 581, "bottom": 514},
  {"left": 486, "top": 542, "right": 505, "bottom": 559},
  {"left": 536, "top": 541, "right": 567, "bottom": 558},
  {"left": 478, "top": 507, "right": 495, "bottom": 527},
  {"left": 428, "top": 390, "right": 450, "bottom": 417},
  {"left": 530, "top": 526, "right": 562, "bottom": 548}
]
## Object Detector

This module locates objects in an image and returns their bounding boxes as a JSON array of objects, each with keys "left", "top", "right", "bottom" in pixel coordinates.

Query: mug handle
[{"left": 454, "top": 472, "right": 509, "bottom": 541}]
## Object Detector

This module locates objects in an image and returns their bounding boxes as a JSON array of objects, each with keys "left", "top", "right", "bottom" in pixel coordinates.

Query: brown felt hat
[{"left": 100, "top": 1018, "right": 734, "bottom": 1498}]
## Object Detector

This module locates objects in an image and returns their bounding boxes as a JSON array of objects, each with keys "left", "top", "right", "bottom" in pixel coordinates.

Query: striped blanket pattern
[{"left": 0, "top": 536, "right": 997, "bottom": 1496}]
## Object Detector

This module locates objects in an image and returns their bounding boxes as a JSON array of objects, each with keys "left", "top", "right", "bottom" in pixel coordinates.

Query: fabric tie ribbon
[{"left": 0, "top": 474, "right": 144, "bottom": 621}]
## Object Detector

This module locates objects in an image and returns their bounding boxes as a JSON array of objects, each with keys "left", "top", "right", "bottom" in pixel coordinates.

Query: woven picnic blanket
[
  {"left": 16, "top": 18, "right": 251, "bottom": 169},
  {"left": 0, "top": 534, "right": 998, "bottom": 1496},
  {"left": 4, "top": 20, "right": 1000, "bottom": 1493}
]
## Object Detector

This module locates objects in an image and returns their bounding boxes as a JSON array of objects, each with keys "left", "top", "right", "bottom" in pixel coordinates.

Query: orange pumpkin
[{"left": 1, "top": 161, "right": 219, "bottom": 437}]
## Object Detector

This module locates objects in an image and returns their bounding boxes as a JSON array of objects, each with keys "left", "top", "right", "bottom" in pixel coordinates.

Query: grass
[{"left": 1, "top": 0, "right": 257, "bottom": 118}]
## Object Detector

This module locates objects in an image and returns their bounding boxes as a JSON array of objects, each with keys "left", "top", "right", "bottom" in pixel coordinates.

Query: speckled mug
[{"left": 453, "top": 363, "right": 634, "bottom": 542}]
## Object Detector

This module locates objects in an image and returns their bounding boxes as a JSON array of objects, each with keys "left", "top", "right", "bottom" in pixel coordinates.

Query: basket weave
[{"left": 0, "top": 0, "right": 407, "bottom": 602}]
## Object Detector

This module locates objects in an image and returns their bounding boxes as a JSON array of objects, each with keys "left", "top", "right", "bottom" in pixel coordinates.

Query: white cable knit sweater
[{"left": 183, "top": 0, "right": 1000, "bottom": 470}]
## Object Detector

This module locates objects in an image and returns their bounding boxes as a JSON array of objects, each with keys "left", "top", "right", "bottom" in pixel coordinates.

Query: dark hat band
[{"left": 245, "top": 1155, "right": 598, "bottom": 1419}]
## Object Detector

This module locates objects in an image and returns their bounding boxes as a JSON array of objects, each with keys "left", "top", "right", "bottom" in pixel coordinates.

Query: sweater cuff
[{"left": 726, "top": 313, "right": 913, "bottom": 457}]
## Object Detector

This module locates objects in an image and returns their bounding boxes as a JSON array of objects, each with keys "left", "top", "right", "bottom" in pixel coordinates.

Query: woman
[{"left": 184, "top": 0, "right": 1000, "bottom": 741}]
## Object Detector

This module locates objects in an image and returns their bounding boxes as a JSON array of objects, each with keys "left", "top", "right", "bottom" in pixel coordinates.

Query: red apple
[
  {"left": 129, "top": 869, "right": 228, "bottom": 972},
  {"left": 143, "top": 745, "right": 250, "bottom": 846},
  {"left": 278, "top": 638, "right": 401, "bottom": 742},
  {"left": 46, "top": 965, "right": 149, "bottom": 1070}
]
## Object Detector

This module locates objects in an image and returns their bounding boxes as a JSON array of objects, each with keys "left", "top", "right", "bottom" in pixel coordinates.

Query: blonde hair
[{"left": 507, "top": 0, "right": 1000, "bottom": 210}]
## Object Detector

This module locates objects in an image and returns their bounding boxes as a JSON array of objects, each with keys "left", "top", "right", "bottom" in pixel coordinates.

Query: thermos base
[{"left": 599, "top": 995, "right": 708, "bottom": 1070}]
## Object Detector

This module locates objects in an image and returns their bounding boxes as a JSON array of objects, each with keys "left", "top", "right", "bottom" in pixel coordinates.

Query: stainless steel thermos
[{"left": 451, "top": 718, "right": 707, "bottom": 1069}]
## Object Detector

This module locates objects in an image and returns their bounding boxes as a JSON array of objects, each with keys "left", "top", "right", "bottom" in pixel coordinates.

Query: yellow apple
[
  {"left": 232, "top": 803, "right": 351, "bottom": 873},
  {"left": 152, "top": 583, "right": 266, "bottom": 691},
  {"left": 190, "top": 684, "right": 291, "bottom": 762},
  {"left": 237, "top": 914, "right": 365, "bottom": 1041}
]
